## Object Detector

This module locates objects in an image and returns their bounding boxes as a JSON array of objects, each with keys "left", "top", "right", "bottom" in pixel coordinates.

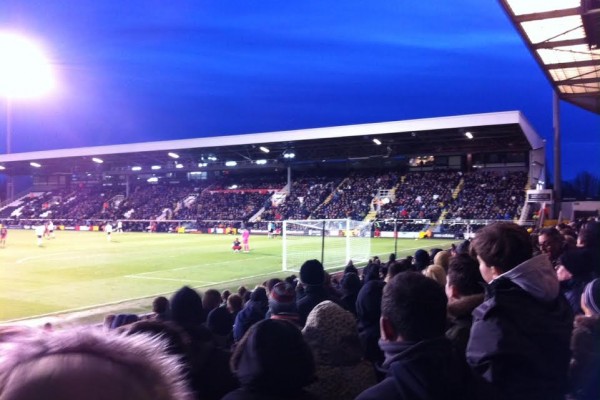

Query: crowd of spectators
[{"left": 2, "top": 219, "right": 598, "bottom": 399}]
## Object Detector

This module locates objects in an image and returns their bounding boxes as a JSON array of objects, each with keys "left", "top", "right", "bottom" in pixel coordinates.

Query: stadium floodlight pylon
[{"left": 282, "top": 218, "right": 372, "bottom": 272}]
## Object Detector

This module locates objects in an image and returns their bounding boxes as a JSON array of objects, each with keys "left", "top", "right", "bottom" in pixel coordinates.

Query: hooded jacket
[
  {"left": 466, "top": 254, "right": 573, "bottom": 400},
  {"left": 302, "top": 301, "right": 376, "bottom": 400},
  {"left": 356, "top": 337, "right": 469, "bottom": 400}
]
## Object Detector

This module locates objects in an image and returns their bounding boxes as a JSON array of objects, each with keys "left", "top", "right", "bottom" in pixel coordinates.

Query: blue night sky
[{"left": 0, "top": 0, "right": 598, "bottom": 180}]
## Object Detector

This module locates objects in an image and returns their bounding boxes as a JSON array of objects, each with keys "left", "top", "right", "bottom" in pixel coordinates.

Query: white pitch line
[
  {"left": 126, "top": 275, "right": 215, "bottom": 284},
  {"left": 131, "top": 255, "right": 277, "bottom": 276}
]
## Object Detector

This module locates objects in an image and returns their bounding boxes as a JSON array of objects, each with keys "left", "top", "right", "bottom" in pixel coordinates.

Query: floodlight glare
[
  {"left": 465, "top": 131, "right": 474, "bottom": 139},
  {"left": 0, "top": 32, "right": 56, "bottom": 98},
  {"left": 259, "top": 146, "right": 270, "bottom": 153},
  {"left": 131, "top": 166, "right": 142, "bottom": 171},
  {"left": 151, "top": 165, "right": 161, "bottom": 170},
  {"left": 175, "top": 163, "right": 184, "bottom": 169},
  {"left": 284, "top": 152, "right": 295, "bottom": 159},
  {"left": 92, "top": 157, "right": 103, "bottom": 164},
  {"left": 198, "top": 162, "right": 208, "bottom": 167},
  {"left": 168, "top": 152, "right": 179, "bottom": 159},
  {"left": 147, "top": 177, "right": 159, "bottom": 183},
  {"left": 225, "top": 161, "right": 237, "bottom": 167},
  {"left": 30, "top": 162, "right": 41, "bottom": 168},
  {"left": 208, "top": 156, "right": 217, "bottom": 161},
  {"left": 373, "top": 138, "right": 382, "bottom": 145},
  {"left": 0, "top": 165, "right": 5, "bottom": 170},
  {"left": 256, "top": 159, "right": 267, "bottom": 165}
]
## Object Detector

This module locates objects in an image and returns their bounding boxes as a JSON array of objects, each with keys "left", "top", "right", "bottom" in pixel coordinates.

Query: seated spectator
[
  {"left": 268, "top": 281, "right": 301, "bottom": 326},
  {"left": 0, "top": 327, "right": 193, "bottom": 400},
  {"left": 207, "top": 305, "right": 235, "bottom": 349},
  {"left": 227, "top": 294, "right": 243, "bottom": 320},
  {"left": 356, "top": 272, "right": 470, "bottom": 399},
  {"left": 223, "top": 319, "right": 316, "bottom": 400},
  {"left": 203, "top": 289, "right": 222, "bottom": 320},
  {"left": 467, "top": 222, "right": 573, "bottom": 400},
  {"left": 445, "top": 254, "right": 485, "bottom": 362},
  {"left": 233, "top": 287, "right": 268, "bottom": 343},
  {"left": 570, "top": 279, "right": 600, "bottom": 400},
  {"left": 302, "top": 301, "right": 377, "bottom": 400}
]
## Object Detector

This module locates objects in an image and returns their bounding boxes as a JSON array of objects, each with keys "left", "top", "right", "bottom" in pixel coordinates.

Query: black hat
[{"left": 300, "top": 259, "right": 325, "bottom": 285}]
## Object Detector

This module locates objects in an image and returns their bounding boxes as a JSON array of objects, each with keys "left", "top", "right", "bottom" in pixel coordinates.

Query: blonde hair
[{"left": 422, "top": 264, "right": 447, "bottom": 287}]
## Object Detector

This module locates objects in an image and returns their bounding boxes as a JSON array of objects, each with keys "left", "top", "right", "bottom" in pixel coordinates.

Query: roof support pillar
[{"left": 553, "top": 91, "right": 562, "bottom": 219}]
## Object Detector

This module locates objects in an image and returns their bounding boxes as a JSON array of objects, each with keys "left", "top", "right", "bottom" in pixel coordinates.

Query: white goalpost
[{"left": 282, "top": 218, "right": 372, "bottom": 272}]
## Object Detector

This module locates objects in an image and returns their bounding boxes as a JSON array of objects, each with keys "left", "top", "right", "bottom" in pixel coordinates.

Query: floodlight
[
  {"left": 225, "top": 161, "right": 237, "bottom": 167},
  {"left": 168, "top": 152, "right": 179, "bottom": 159},
  {"left": 208, "top": 156, "right": 217, "bottom": 161},
  {"left": 259, "top": 146, "right": 270, "bottom": 153},
  {"left": 92, "top": 157, "right": 103, "bottom": 164},
  {"left": 198, "top": 162, "right": 208, "bottom": 167},
  {"left": 465, "top": 131, "right": 473, "bottom": 139},
  {"left": 147, "top": 177, "right": 158, "bottom": 183},
  {"left": 283, "top": 152, "right": 295, "bottom": 159},
  {"left": 0, "top": 32, "right": 56, "bottom": 99},
  {"left": 30, "top": 162, "right": 41, "bottom": 168},
  {"left": 373, "top": 138, "right": 382, "bottom": 145},
  {"left": 175, "top": 163, "right": 184, "bottom": 169},
  {"left": 131, "top": 166, "right": 142, "bottom": 171},
  {"left": 0, "top": 165, "right": 5, "bottom": 170},
  {"left": 229, "top": 184, "right": 239, "bottom": 189},
  {"left": 256, "top": 159, "right": 267, "bottom": 165},
  {"left": 151, "top": 165, "right": 161, "bottom": 170}
]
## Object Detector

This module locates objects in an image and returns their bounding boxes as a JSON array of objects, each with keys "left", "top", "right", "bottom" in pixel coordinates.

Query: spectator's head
[
  {"left": 340, "top": 272, "right": 361, "bottom": 296},
  {"left": 265, "top": 278, "right": 283, "bottom": 294},
  {"left": 221, "top": 290, "right": 231, "bottom": 303},
  {"left": 300, "top": 259, "right": 325, "bottom": 286},
  {"left": 230, "top": 319, "right": 315, "bottom": 394},
  {"left": 127, "top": 320, "right": 191, "bottom": 357},
  {"left": 558, "top": 249, "right": 593, "bottom": 281},
  {"left": 538, "top": 228, "right": 564, "bottom": 259},
  {"left": 227, "top": 294, "right": 243, "bottom": 314},
  {"left": 0, "top": 328, "right": 193, "bottom": 400},
  {"left": 433, "top": 250, "right": 451, "bottom": 272},
  {"left": 170, "top": 286, "right": 203, "bottom": 327},
  {"left": 471, "top": 222, "right": 532, "bottom": 282},
  {"left": 413, "top": 249, "right": 429, "bottom": 271},
  {"left": 202, "top": 289, "right": 221, "bottom": 312},
  {"left": 581, "top": 279, "right": 600, "bottom": 317},
  {"left": 446, "top": 254, "right": 485, "bottom": 300},
  {"left": 381, "top": 272, "right": 447, "bottom": 342},
  {"left": 422, "top": 264, "right": 447, "bottom": 287},
  {"left": 152, "top": 296, "right": 170, "bottom": 315},
  {"left": 455, "top": 240, "right": 471, "bottom": 256},
  {"left": 268, "top": 282, "right": 297, "bottom": 316},
  {"left": 578, "top": 221, "right": 600, "bottom": 249},
  {"left": 429, "top": 248, "right": 443, "bottom": 263},
  {"left": 250, "top": 287, "right": 268, "bottom": 304}
]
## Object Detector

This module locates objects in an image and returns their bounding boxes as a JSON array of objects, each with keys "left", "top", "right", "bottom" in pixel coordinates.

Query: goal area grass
[{"left": 0, "top": 230, "right": 457, "bottom": 325}]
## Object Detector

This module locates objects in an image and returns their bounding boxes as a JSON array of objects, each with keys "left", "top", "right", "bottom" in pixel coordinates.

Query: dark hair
[
  {"left": 447, "top": 254, "right": 484, "bottom": 296},
  {"left": 203, "top": 289, "right": 222, "bottom": 310},
  {"left": 470, "top": 222, "right": 532, "bottom": 272},
  {"left": 579, "top": 221, "right": 600, "bottom": 249},
  {"left": 266, "top": 278, "right": 283, "bottom": 293},
  {"left": 382, "top": 272, "right": 447, "bottom": 341},
  {"left": 539, "top": 227, "right": 564, "bottom": 243},
  {"left": 152, "top": 296, "right": 169, "bottom": 314},
  {"left": 227, "top": 294, "right": 243, "bottom": 313}
]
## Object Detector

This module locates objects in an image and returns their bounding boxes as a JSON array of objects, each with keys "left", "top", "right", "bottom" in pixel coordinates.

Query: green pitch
[{"left": 0, "top": 230, "right": 457, "bottom": 324}]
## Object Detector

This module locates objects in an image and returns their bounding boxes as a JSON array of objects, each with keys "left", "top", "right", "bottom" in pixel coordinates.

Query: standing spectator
[
  {"left": 538, "top": 227, "right": 566, "bottom": 267},
  {"left": 356, "top": 276, "right": 385, "bottom": 374},
  {"left": 467, "top": 223, "right": 573, "bottom": 400},
  {"left": 268, "top": 282, "right": 301, "bottom": 326},
  {"left": 296, "top": 259, "right": 333, "bottom": 326},
  {"left": 339, "top": 272, "right": 361, "bottom": 316},
  {"left": 233, "top": 287, "right": 268, "bottom": 343},
  {"left": 356, "top": 272, "right": 469, "bottom": 400},
  {"left": 569, "top": 278, "right": 600, "bottom": 400},
  {"left": 445, "top": 254, "right": 485, "bottom": 363},
  {"left": 302, "top": 301, "right": 376, "bottom": 400}
]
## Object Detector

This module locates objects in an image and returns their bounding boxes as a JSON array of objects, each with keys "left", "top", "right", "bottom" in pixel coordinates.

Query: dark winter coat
[
  {"left": 569, "top": 314, "right": 600, "bottom": 400},
  {"left": 445, "top": 293, "right": 484, "bottom": 363},
  {"left": 356, "top": 337, "right": 470, "bottom": 400},
  {"left": 296, "top": 284, "right": 332, "bottom": 326},
  {"left": 466, "top": 255, "right": 573, "bottom": 400},
  {"left": 356, "top": 279, "right": 385, "bottom": 366}
]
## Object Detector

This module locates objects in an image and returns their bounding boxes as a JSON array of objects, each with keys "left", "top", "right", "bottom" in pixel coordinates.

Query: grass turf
[{"left": 0, "top": 229, "right": 457, "bottom": 324}]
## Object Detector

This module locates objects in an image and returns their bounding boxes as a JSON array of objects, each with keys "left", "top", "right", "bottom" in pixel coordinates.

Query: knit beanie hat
[
  {"left": 268, "top": 282, "right": 297, "bottom": 315},
  {"left": 300, "top": 259, "right": 325, "bottom": 285},
  {"left": 582, "top": 278, "right": 600, "bottom": 315}
]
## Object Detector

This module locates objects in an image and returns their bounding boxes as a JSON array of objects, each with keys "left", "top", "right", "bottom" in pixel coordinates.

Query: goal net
[{"left": 282, "top": 219, "right": 372, "bottom": 272}]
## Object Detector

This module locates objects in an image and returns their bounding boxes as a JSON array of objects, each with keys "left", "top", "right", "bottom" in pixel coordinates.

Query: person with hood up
[
  {"left": 356, "top": 272, "right": 470, "bottom": 400},
  {"left": 467, "top": 222, "right": 573, "bottom": 400},
  {"left": 222, "top": 319, "right": 316, "bottom": 400},
  {"left": 302, "top": 301, "right": 376, "bottom": 400},
  {"left": 233, "top": 287, "right": 268, "bottom": 343}
]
